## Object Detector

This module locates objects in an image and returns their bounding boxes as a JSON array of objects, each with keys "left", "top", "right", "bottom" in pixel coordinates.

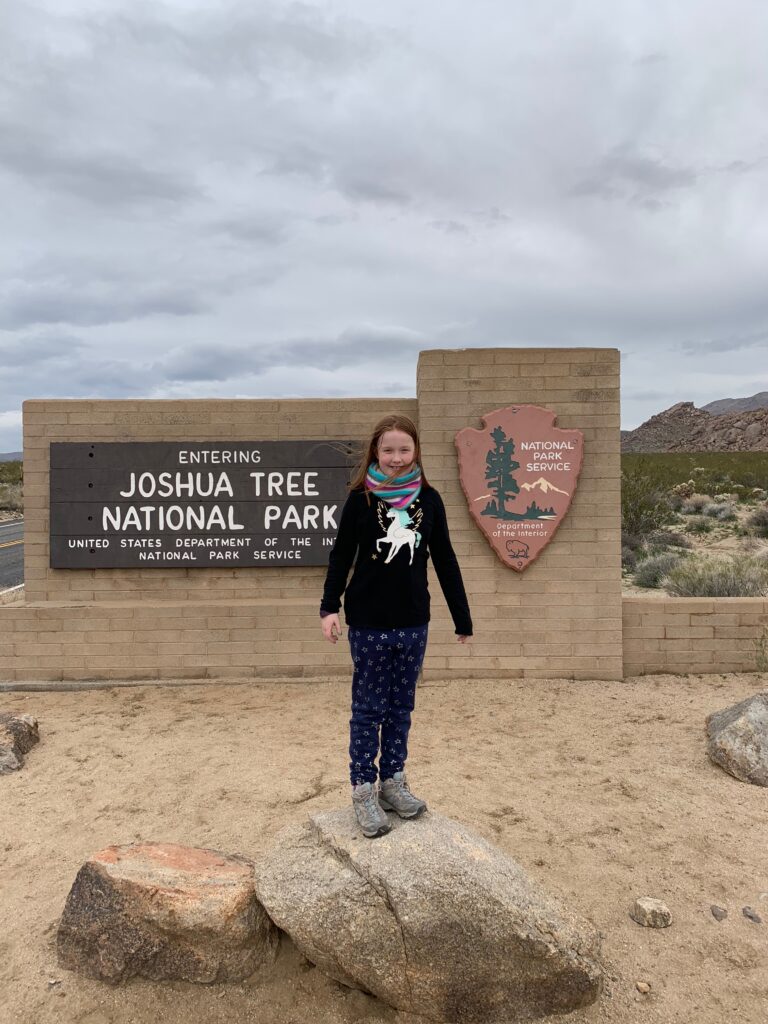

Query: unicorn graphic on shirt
[{"left": 376, "top": 505, "right": 423, "bottom": 565}]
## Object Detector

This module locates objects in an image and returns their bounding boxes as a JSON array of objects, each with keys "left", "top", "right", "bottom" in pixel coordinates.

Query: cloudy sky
[{"left": 2, "top": 0, "right": 767, "bottom": 451}]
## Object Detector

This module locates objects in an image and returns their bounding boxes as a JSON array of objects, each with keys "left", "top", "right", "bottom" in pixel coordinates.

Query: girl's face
[{"left": 377, "top": 429, "right": 416, "bottom": 477}]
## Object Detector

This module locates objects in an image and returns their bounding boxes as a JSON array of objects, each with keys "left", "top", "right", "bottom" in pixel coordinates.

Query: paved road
[{"left": 0, "top": 519, "right": 24, "bottom": 590}]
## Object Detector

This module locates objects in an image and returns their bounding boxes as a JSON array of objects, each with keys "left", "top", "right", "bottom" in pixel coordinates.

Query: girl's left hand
[{"left": 456, "top": 635, "right": 470, "bottom": 644}]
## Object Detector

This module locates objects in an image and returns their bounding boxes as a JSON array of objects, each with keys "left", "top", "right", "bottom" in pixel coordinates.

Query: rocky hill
[{"left": 622, "top": 402, "right": 768, "bottom": 452}]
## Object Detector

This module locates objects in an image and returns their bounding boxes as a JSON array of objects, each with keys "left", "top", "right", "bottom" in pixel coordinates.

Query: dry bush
[
  {"left": 634, "top": 551, "right": 685, "bottom": 589},
  {"left": 746, "top": 505, "right": 768, "bottom": 538},
  {"left": 664, "top": 554, "right": 768, "bottom": 597},
  {"left": 702, "top": 502, "right": 737, "bottom": 521},
  {"left": 681, "top": 493, "right": 712, "bottom": 514},
  {"left": 621, "top": 469, "right": 675, "bottom": 536},
  {"left": 684, "top": 516, "right": 713, "bottom": 535},
  {"left": 0, "top": 483, "right": 22, "bottom": 511}
]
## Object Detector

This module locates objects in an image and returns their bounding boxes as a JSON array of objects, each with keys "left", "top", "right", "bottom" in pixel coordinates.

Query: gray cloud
[
  {"left": 0, "top": 123, "right": 197, "bottom": 208},
  {"left": 333, "top": 177, "right": 411, "bottom": 206},
  {"left": 2, "top": 333, "right": 149, "bottom": 410},
  {"left": 623, "top": 389, "right": 677, "bottom": 401},
  {"left": 681, "top": 328, "right": 768, "bottom": 356},
  {"left": 156, "top": 325, "right": 425, "bottom": 382},
  {"left": 91, "top": 2, "right": 380, "bottom": 83},
  {"left": 429, "top": 220, "right": 470, "bottom": 235},
  {"left": 571, "top": 147, "right": 697, "bottom": 206},
  {"left": 0, "top": 333, "right": 86, "bottom": 366},
  {"left": 0, "top": 282, "right": 207, "bottom": 329},
  {"left": 210, "top": 215, "right": 288, "bottom": 245}
]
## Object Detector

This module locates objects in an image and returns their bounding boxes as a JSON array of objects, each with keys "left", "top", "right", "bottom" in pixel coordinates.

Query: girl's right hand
[{"left": 321, "top": 614, "right": 342, "bottom": 644}]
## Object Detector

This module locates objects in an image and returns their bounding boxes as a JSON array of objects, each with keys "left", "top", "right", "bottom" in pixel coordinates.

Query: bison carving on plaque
[{"left": 455, "top": 405, "right": 584, "bottom": 571}]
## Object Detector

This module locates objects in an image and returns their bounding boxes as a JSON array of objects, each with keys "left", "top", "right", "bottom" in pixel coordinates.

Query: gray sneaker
[
  {"left": 379, "top": 771, "right": 427, "bottom": 819},
  {"left": 352, "top": 782, "right": 392, "bottom": 839}
]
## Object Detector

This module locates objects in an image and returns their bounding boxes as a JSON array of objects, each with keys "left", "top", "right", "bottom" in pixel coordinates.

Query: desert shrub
[
  {"left": 716, "top": 506, "right": 737, "bottom": 522},
  {"left": 702, "top": 503, "right": 737, "bottom": 521},
  {"left": 681, "top": 493, "right": 712, "bottom": 514},
  {"left": 712, "top": 475, "right": 735, "bottom": 491},
  {"left": 727, "top": 484, "right": 753, "bottom": 501},
  {"left": 621, "top": 468, "right": 675, "bottom": 537},
  {"left": 622, "top": 546, "right": 638, "bottom": 571},
  {"left": 621, "top": 530, "right": 645, "bottom": 552},
  {"left": 751, "top": 488, "right": 767, "bottom": 502},
  {"left": 685, "top": 516, "right": 713, "bottom": 535},
  {"left": 670, "top": 480, "right": 696, "bottom": 499},
  {"left": 0, "top": 483, "right": 22, "bottom": 511},
  {"left": 739, "top": 535, "right": 763, "bottom": 552},
  {"left": 664, "top": 554, "right": 768, "bottom": 597},
  {"left": 0, "top": 460, "right": 22, "bottom": 485},
  {"left": 634, "top": 551, "right": 685, "bottom": 589},
  {"left": 647, "top": 530, "right": 693, "bottom": 551},
  {"left": 746, "top": 506, "right": 768, "bottom": 538}
]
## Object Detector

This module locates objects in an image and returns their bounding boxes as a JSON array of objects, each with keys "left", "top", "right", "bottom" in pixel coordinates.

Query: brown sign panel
[
  {"left": 49, "top": 441, "right": 355, "bottom": 568},
  {"left": 455, "top": 406, "right": 583, "bottom": 571}
]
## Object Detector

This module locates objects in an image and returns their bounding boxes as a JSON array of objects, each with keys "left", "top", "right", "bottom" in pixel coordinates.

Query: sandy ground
[{"left": 1, "top": 672, "right": 768, "bottom": 1024}]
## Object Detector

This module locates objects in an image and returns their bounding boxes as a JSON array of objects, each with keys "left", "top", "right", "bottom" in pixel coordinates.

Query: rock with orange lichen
[{"left": 57, "top": 842, "right": 277, "bottom": 984}]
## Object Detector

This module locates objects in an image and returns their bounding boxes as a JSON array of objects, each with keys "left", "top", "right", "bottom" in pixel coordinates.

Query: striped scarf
[{"left": 365, "top": 462, "right": 422, "bottom": 509}]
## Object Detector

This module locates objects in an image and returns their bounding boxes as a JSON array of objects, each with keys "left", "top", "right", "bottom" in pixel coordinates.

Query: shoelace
[
  {"left": 360, "top": 790, "right": 380, "bottom": 815},
  {"left": 386, "top": 778, "right": 410, "bottom": 796}
]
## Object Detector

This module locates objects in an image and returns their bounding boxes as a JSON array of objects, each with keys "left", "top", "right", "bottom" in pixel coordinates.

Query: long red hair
[{"left": 348, "top": 414, "right": 430, "bottom": 502}]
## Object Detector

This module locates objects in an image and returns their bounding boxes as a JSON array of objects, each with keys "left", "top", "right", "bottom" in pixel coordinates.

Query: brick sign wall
[{"left": 2, "top": 350, "right": 625, "bottom": 683}]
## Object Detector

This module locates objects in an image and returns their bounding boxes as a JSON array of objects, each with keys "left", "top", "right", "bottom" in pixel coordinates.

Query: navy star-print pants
[{"left": 348, "top": 624, "right": 429, "bottom": 786}]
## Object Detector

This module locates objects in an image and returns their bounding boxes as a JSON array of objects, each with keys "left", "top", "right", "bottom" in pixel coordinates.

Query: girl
[{"left": 320, "top": 414, "right": 472, "bottom": 838}]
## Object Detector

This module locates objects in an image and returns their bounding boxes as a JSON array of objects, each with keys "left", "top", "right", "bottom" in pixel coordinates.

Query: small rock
[
  {"left": 742, "top": 907, "right": 762, "bottom": 924},
  {"left": 0, "top": 713, "right": 39, "bottom": 774},
  {"left": 635, "top": 981, "right": 651, "bottom": 994},
  {"left": 629, "top": 897, "right": 672, "bottom": 928},
  {"left": 710, "top": 905, "right": 727, "bottom": 921}
]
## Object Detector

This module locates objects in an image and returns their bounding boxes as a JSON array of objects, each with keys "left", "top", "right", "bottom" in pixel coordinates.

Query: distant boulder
[
  {"left": 57, "top": 843, "right": 278, "bottom": 984},
  {"left": 706, "top": 693, "right": 768, "bottom": 786},
  {"left": 254, "top": 809, "right": 603, "bottom": 1023}
]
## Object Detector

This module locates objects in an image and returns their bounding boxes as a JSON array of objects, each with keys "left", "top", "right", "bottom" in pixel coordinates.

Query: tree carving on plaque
[
  {"left": 481, "top": 426, "right": 556, "bottom": 522},
  {"left": 482, "top": 426, "right": 520, "bottom": 516}
]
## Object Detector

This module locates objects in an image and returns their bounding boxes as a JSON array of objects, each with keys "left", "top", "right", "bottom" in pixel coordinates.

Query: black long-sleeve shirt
[{"left": 320, "top": 485, "right": 473, "bottom": 635}]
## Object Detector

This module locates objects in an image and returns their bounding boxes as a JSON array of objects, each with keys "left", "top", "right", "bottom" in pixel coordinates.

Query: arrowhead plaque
[{"left": 455, "top": 405, "right": 584, "bottom": 571}]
